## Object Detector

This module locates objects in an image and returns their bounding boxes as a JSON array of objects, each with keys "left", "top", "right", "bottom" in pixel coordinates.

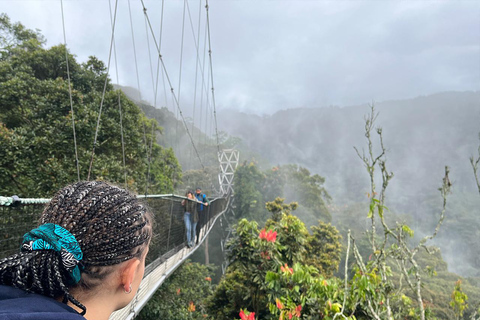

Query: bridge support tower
[{"left": 217, "top": 149, "right": 239, "bottom": 273}]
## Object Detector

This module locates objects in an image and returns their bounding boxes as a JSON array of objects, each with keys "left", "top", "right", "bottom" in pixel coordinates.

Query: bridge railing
[{"left": 0, "top": 194, "right": 229, "bottom": 319}]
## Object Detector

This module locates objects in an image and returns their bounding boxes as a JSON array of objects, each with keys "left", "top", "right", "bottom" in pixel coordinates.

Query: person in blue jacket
[
  {"left": 0, "top": 181, "right": 152, "bottom": 320},
  {"left": 194, "top": 187, "right": 210, "bottom": 244}
]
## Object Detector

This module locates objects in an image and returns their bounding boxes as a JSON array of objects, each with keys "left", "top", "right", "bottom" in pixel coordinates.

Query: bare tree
[
  {"left": 470, "top": 133, "right": 480, "bottom": 194},
  {"left": 351, "top": 104, "right": 451, "bottom": 320}
]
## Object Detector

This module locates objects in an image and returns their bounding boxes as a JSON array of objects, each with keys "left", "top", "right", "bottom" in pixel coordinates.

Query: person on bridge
[
  {"left": 194, "top": 187, "right": 210, "bottom": 244},
  {"left": 0, "top": 181, "right": 152, "bottom": 320},
  {"left": 181, "top": 190, "right": 198, "bottom": 248}
]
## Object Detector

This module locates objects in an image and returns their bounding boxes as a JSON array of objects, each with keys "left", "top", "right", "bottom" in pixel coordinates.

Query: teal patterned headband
[{"left": 22, "top": 223, "right": 83, "bottom": 284}]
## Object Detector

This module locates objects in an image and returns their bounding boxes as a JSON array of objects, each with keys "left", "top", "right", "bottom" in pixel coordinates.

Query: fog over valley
[
  {"left": 217, "top": 91, "right": 480, "bottom": 277},
  {"left": 2, "top": 1, "right": 480, "bottom": 317}
]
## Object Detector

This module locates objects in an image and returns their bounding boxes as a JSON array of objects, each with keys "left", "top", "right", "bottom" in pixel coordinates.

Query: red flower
[
  {"left": 205, "top": 277, "right": 212, "bottom": 282},
  {"left": 239, "top": 309, "right": 255, "bottom": 320},
  {"left": 259, "top": 229, "right": 267, "bottom": 240},
  {"left": 280, "top": 263, "right": 293, "bottom": 275},
  {"left": 239, "top": 310, "right": 247, "bottom": 320},
  {"left": 176, "top": 288, "right": 181, "bottom": 295},
  {"left": 266, "top": 230, "right": 277, "bottom": 242},
  {"left": 260, "top": 229, "right": 276, "bottom": 243},
  {"left": 188, "top": 301, "right": 195, "bottom": 312},
  {"left": 295, "top": 305, "right": 302, "bottom": 317},
  {"left": 276, "top": 298, "right": 284, "bottom": 310}
]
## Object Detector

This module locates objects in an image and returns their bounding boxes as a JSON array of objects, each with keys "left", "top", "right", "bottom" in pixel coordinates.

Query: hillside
[
  {"left": 216, "top": 91, "right": 480, "bottom": 277},
  {"left": 217, "top": 91, "right": 479, "bottom": 201}
]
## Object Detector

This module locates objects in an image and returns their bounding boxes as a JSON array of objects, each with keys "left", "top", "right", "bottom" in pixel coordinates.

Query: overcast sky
[{"left": 2, "top": 0, "right": 480, "bottom": 115}]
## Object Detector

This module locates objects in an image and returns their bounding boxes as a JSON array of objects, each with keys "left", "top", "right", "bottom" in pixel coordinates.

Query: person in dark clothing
[
  {"left": 0, "top": 181, "right": 152, "bottom": 320},
  {"left": 194, "top": 187, "right": 210, "bottom": 244},
  {"left": 181, "top": 190, "right": 199, "bottom": 248}
]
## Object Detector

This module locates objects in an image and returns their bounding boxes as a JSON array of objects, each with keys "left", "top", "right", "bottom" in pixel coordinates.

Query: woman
[
  {"left": 181, "top": 191, "right": 198, "bottom": 248},
  {"left": 0, "top": 181, "right": 152, "bottom": 320}
]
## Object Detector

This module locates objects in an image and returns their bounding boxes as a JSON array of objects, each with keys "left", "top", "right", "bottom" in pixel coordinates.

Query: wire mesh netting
[
  {"left": 0, "top": 194, "right": 229, "bottom": 320},
  {"left": 0, "top": 203, "right": 45, "bottom": 259},
  {"left": 142, "top": 196, "right": 228, "bottom": 277},
  {"left": 0, "top": 195, "right": 228, "bottom": 280}
]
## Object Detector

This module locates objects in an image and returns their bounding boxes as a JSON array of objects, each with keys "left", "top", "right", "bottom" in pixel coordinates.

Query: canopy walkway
[
  {"left": 0, "top": 193, "right": 231, "bottom": 319},
  {"left": 0, "top": 1, "right": 238, "bottom": 317}
]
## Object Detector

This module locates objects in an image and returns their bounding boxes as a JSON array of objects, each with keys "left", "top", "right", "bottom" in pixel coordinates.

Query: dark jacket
[
  {"left": 183, "top": 198, "right": 199, "bottom": 223},
  {"left": 0, "top": 285, "right": 84, "bottom": 320}
]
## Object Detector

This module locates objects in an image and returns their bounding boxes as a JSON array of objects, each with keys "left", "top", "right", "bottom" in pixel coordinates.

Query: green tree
[
  {"left": 137, "top": 261, "right": 215, "bottom": 320},
  {"left": 450, "top": 280, "right": 468, "bottom": 320},
  {"left": 233, "top": 162, "right": 331, "bottom": 226},
  {"left": 305, "top": 222, "right": 342, "bottom": 278},
  {"left": 0, "top": 15, "right": 180, "bottom": 197},
  {"left": 280, "top": 164, "right": 331, "bottom": 223},
  {"left": 0, "top": 13, "right": 44, "bottom": 56},
  {"left": 233, "top": 162, "right": 266, "bottom": 221},
  {"left": 207, "top": 203, "right": 345, "bottom": 320}
]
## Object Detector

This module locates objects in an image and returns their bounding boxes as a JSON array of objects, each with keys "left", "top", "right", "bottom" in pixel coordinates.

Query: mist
[
  {"left": 217, "top": 91, "right": 480, "bottom": 277},
  {"left": 2, "top": 1, "right": 479, "bottom": 115},
  {"left": 2, "top": 0, "right": 479, "bottom": 279}
]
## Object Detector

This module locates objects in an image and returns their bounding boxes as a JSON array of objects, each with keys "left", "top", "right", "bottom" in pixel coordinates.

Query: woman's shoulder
[{"left": 0, "top": 285, "right": 84, "bottom": 320}]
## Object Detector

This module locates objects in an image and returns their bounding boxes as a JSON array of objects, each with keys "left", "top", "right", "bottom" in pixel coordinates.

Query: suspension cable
[
  {"left": 127, "top": 0, "right": 142, "bottom": 102},
  {"left": 108, "top": 0, "right": 127, "bottom": 188},
  {"left": 186, "top": 0, "right": 204, "bottom": 170},
  {"left": 60, "top": 0, "right": 80, "bottom": 181},
  {"left": 87, "top": 0, "right": 119, "bottom": 180},
  {"left": 175, "top": 0, "right": 188, "bottom": 154},
  {"left": 177, "top": 0, "right": 187, "bottom": 105},
  {"left": 144, "top": 13, "right": 156, "bottom": 106},
  {"left": 205, "top": 0, "right": 221, "bottom": 153},
  {"left": 140, "top": 0, "right": 205, "bottom": 170},
  {"left": 154, "top": 0, "right": 169, "bottom": 110},
  {"left": 145, "top": 122, "right": 155, "bottom": 196}
]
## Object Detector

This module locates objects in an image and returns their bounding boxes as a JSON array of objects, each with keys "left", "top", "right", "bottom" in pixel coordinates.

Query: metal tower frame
[{"left": 218, "top": 149, "right": 239, "bottom": 196}]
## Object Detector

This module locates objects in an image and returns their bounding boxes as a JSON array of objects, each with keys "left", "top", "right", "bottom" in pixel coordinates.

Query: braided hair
[{"left": 0, "top": 181, "right": 152, "bottom": 314}]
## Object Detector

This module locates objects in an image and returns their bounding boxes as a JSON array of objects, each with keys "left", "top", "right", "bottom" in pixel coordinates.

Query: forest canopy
[{"left": 0, "top": 13, "right": 180, "bottom": 197}]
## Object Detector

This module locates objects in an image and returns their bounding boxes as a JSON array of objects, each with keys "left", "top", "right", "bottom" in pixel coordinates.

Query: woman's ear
[{"left": 121, "top": 259, "right": 140, "bottom": 293}]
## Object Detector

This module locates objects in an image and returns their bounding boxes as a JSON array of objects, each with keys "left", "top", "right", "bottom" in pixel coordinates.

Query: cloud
[{"left": 3, "top": 0, "right": 480, "bottom": 114}]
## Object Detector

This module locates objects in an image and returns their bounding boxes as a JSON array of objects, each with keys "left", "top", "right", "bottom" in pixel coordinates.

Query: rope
[
  {"left": 142, "top": 122, "right": 149, "bottom": 195},
  {"left": 0, "top": 196, "right": 50, "bottom": 206},
  {"left": 144, "top": 12, "right": 156, "bottom": 106},
  {"left": 187, "top": 0, "right": 203, "bottom": 170},
  {"left": 174, "top": 0, "right": 187, "bottom": 155},
  {"left": 145, "top": 123, "right": 155, "bottom": 196},
  {"left": 154, "top": 0, "right": 169, "bottom": 110},
  {"left": 127, "top": 0, "right": 142, "bottom": 102},
  {"left": 60, "top": 0, "right": 80, "bottom": 181},
  {"left": 186, "top": 0, "right": 208, "bottom": 170},
  {"left": 140, "top": 0, "right": 205, "bottom": 170},
  {"left": 202, "top": 49, "right": 211, "bottom": 163},
  {"left": 205, "top": 0, "right": 221, "bottom": 154},
  {"left": 177, "top": 0, "right": 187, "bottom": 106},
  {"left": 87, "top": 0, "right": 119, "bottom": 181},
  {"left": 108, "top": 0, "right": 128, "bottom": 188}
]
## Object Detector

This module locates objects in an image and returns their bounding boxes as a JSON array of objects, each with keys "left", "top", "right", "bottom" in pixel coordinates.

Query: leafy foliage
[
  {"left": 137, "top": 261, "right": 215, "bottom": 320},
  {"left": 0, "top": 15, "right": 180, "bottom": 197},
  {"left": 233, "top": 162, "right": 331, "bottom": 226},
  {"left": 207, "top": 200, "right": 345, "bottom": 320}
]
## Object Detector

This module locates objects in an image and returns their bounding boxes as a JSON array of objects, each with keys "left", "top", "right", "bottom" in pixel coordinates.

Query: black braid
[{"left": 0, "top": 181, "right": 152, "bottom": 315}]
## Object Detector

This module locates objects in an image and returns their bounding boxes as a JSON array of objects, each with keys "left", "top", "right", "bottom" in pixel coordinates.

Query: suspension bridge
[
  {"left": 0, "top": 0, "right": 240, "bottom": 318},
  {"left": 0, "top": 149, "right": 239, "bottom": 320}
]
